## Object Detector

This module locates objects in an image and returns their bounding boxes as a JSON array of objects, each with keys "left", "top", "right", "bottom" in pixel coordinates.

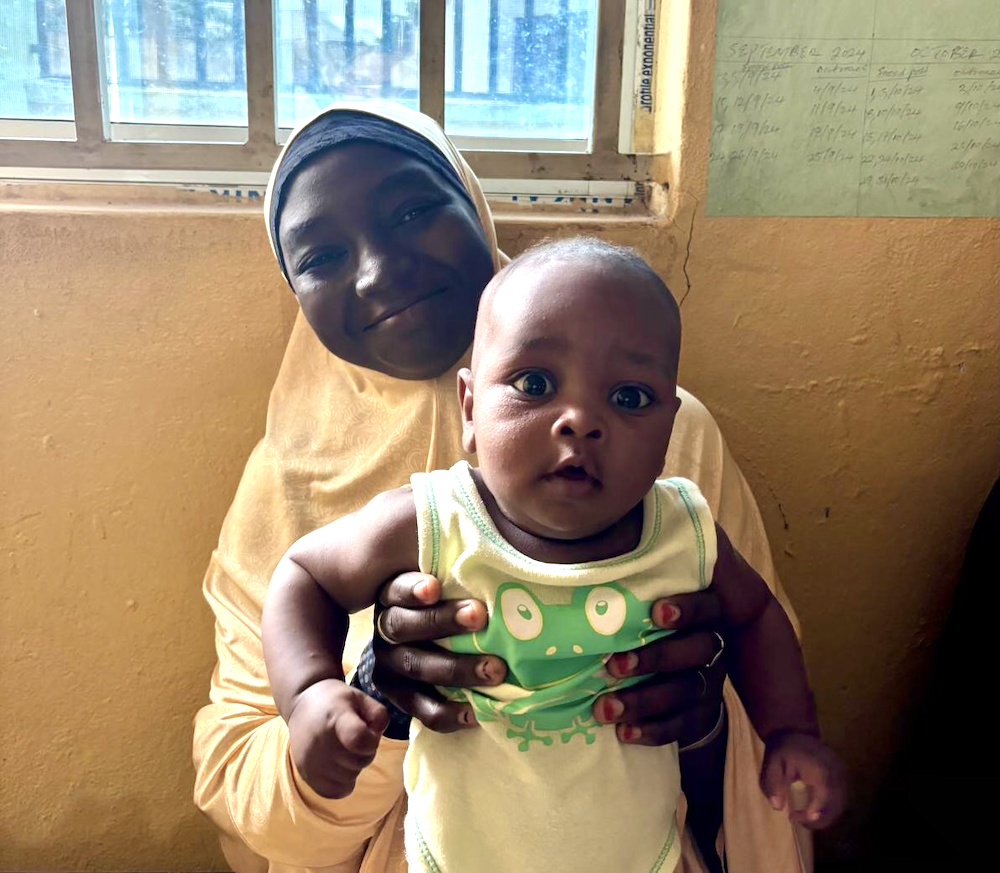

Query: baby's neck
[{"left": 469, "top": 468, "right": 645, "bottom": 564}]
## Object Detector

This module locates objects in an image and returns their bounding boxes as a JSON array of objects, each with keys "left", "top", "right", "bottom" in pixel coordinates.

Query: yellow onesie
[{"left": 404, "top": 461, "right": 717, "bottom": 873}]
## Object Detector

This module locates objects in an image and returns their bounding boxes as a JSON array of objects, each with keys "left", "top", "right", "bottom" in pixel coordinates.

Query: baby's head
[{"left": 458, "top": 238, "right": 682, "bottom": 542}]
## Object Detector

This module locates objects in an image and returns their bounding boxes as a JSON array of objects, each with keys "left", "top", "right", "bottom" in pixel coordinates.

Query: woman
[{"left": 192, "top": 102, "right": 810, "bottom": 873}]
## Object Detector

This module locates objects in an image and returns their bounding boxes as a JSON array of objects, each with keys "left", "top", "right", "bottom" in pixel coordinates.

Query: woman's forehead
[{"left": 278, "top": 144, "right": 455, "bottom": 237}]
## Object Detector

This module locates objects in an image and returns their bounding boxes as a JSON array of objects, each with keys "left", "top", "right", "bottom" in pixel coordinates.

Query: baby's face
[{"left": 461, "top": 258, "right": 681, "bottom": 541}]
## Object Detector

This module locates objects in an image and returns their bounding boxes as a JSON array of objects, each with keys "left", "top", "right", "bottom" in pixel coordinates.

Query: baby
[{"left": 263, "top": 238, "right": 845, "bottom": 873}]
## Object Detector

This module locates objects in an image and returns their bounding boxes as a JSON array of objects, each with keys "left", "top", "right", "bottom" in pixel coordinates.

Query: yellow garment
[
  {"left": 192, "top": 101, "right": 812, "bottom": 873},
  {"left": 406, "top": 464, "right": 716, "bottom": 873}
]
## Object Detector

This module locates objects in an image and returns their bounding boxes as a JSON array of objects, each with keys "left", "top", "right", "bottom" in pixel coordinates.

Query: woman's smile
[{"left": 363, "top": 287, "right": 448, "bottom": 331}]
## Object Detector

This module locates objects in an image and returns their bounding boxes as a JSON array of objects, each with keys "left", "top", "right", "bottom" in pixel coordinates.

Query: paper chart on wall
[{"left": 707, "top": 0, "right": 1000, "bottom": 216}]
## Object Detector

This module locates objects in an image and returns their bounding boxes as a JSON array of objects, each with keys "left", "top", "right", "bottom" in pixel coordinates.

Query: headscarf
[{"left": 264, "top": 100, "right": 504, "bottom": 283}]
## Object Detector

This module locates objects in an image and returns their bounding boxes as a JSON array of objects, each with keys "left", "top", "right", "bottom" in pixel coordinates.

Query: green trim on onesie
[
  {"left": 664, "top": 477, "right": 708, "bottom": 589},
  {"left": 415, "top": 473, "right": 441, "bottom": 579}
]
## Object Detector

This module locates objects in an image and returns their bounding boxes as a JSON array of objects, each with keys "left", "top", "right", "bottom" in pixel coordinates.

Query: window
[{"left": 0, "top": 1, "right": 656, "bottom": 184}]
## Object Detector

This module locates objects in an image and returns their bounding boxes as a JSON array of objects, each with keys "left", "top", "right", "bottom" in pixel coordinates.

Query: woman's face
[{"left": 277, "top": 142, "right": 495, "bottom": 380}]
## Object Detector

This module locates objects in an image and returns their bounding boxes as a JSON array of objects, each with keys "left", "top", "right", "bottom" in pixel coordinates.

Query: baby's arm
[
  {"left": 711, "top": 523, "right": 846, "bottom": 828},
  {"left": 262, "top": 486, "right": 419, "bottom": 798}
]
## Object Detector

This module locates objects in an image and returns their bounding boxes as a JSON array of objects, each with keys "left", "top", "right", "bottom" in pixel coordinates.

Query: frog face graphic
[{"left": 451, "top": 582, "right": 658, "bottom": 688}]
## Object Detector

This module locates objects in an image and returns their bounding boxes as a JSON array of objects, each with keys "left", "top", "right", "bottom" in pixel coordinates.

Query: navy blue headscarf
[{"left": 267, "top": 110, "right": 473, "bottom": 282}]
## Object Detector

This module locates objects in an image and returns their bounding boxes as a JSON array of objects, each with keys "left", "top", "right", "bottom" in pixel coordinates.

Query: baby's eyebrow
[
  {"left": 620, "top": 349, "right": 658, "bottom": 368},
  {"left": 610, "top": 346, "right": 677, "bottom": 377},
  {"left": 510, "top": 336, "right": 571, "bottom": 355}
]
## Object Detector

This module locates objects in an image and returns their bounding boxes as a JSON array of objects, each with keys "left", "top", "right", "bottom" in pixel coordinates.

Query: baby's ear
[{"left": 457, "top": 368, "right": 477, "bottom": 454}]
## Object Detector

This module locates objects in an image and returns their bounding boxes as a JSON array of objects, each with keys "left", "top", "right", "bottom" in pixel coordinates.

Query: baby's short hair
[
  {"left": 476, "top": 237, "right": 682, "bottom": 376},
  {"left": 502, "top": 237, "right": 679, "bottom": 321}
]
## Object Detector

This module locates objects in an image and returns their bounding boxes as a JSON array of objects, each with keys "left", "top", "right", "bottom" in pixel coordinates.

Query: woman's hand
[
  {"left": 371, "top": 573, "right": 506, "bottom": 732},
  {"left": 593, "top": 589, "right": 727, "bottom": 747},
  {"left": 373, "top": 577, "right": 726, "bottom": 747}
]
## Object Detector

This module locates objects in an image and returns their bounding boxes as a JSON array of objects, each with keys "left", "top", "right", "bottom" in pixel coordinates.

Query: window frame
[{"left": 0, "top": 1, "right": 654, "bottom": 182}]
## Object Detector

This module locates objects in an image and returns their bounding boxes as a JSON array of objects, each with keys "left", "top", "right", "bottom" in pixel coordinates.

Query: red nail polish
[{"left": 656, "top": 603, "right": 681, "bottom": 626}]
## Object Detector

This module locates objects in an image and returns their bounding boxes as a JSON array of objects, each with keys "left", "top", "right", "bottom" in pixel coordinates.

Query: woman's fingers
[
  {"left": 599, "top": 697, "right": 724, "bottom": 747},
  {"left": 375, "top": 600, "right": 488, "bottom": 645},
  {"left": 369, "top": 575, "right": 504, "bottom": 735},
  {"left": 378, "top": 572, "right": 442, "bottom": 608},
  {"left": 607, "top": 629, "right": 724, "bottom": 679},
  {"left": 650, "top": 589, "right": 723, "bottom": 632},
  {"left": 594, "top": 670, "right": 704, "bottom": 726},
  {"left": 373, "top": 642, "right": 505, "bottom": 689},
  {"left": 370, "top": 670, "right": 477, "bottom": 733}
]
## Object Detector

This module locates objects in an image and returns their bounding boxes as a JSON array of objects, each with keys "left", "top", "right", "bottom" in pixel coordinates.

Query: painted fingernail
[
  {"left": 610, "top": 652, "right": 639, "bottom": 677},
  {"left": 477, "top": 657, "right": 504, "bottom": 684},
  {"left": 620, "top": 724, "right": 642, "bottom": 742},
  {"left": 597, "top": 696, "right": 624, "bottom": 723},
  {"left": 456, "top": 603, "right": 479, "bottom": 629},
  {"left": 655, "top": 602, "right": 681, "bottom": 626}
]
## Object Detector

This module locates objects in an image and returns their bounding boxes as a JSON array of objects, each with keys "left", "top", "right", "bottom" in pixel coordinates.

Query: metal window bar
[
  {"left": 1, "top": 0, "right": 652, "bottom": 181},
  {"left": 487, "top": 0, "right": 499, "bottom": 96}
]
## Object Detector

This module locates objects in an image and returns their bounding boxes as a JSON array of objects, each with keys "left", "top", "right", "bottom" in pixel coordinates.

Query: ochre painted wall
[
  {"left": 0, "top": 203, "right": 295, "bottom": 870},
  {"left": 2, "top": 6, "right": 997, "bottom": 871},
  {"left": 2, "top": 194, "right": 996, "bottom": 872}
]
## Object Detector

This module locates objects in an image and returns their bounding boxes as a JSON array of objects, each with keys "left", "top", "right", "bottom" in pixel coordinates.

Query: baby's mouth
[{"left": 546, "top": 463, "right": 601, "bottom": 489}]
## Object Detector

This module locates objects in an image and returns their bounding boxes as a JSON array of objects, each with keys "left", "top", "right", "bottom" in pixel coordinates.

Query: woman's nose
[{"left": 353, "top": 245, "right": 389, "bottom": 299}]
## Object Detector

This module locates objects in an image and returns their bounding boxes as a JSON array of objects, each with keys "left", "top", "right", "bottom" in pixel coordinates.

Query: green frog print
[{"left": 446, "top": 582, "right": 669, "bottom": 751}]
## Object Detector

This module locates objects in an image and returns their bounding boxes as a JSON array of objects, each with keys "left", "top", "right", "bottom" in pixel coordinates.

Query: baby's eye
[
  {"left": 512, "top": 371, "right": 555, "bottom": 397},
  {"left": 610, "top": 386, "right": 653, "bottom": 410}
]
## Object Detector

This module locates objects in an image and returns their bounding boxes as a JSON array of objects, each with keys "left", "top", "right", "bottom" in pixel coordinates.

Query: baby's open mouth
[{"left": 546, "top": 464, "right": 601, "bottom": 490}]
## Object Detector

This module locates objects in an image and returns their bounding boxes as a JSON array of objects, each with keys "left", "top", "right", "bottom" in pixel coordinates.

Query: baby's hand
[
  {"left": 286, "top": 678, "right": 390, "bottom": 799},
  {"left": 760, "top": 731, "right": 846, "bottom": 829}
]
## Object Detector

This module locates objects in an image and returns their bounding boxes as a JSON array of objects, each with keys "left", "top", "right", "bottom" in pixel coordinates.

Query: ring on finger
[
  {"left": 705, "top": 631, "right": 725, "bottom": 669},
  {"left": 375, "top": 610, "right": 393, "bottom": 644},
  {"left": 695, "top": 668, "right": 708, "bottom": 700}
]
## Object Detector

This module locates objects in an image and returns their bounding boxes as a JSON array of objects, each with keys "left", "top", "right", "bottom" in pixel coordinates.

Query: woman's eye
[
  {"left": 398, "top": 201, "right": 440, "bottom": 225},
  {"left": 299, "top": 249, "right": 345, "bottom": 273},
  {"left": 611, "top": 386, "right": 653, "bottom": 410},
  {"left": 512, "top": 372, "right": 555, "bottom": 397}
]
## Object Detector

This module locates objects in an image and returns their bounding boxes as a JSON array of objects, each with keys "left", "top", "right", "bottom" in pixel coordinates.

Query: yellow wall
[{"left": 1, "top": 5, "right": 997, "bottom": 870}]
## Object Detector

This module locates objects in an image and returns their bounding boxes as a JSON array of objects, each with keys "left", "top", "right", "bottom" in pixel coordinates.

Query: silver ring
[
  {"left": 678, "top": 703, "right": 726, "bottom": 753},
  {"left": 705, "top": 632, "right": 725, "bottom": 669},
  {"left": 695, "top": 668, "right": 708, "bottom": 700},
  {"left": 375, "top": 610, "right": 393, "bottom": 644}
]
